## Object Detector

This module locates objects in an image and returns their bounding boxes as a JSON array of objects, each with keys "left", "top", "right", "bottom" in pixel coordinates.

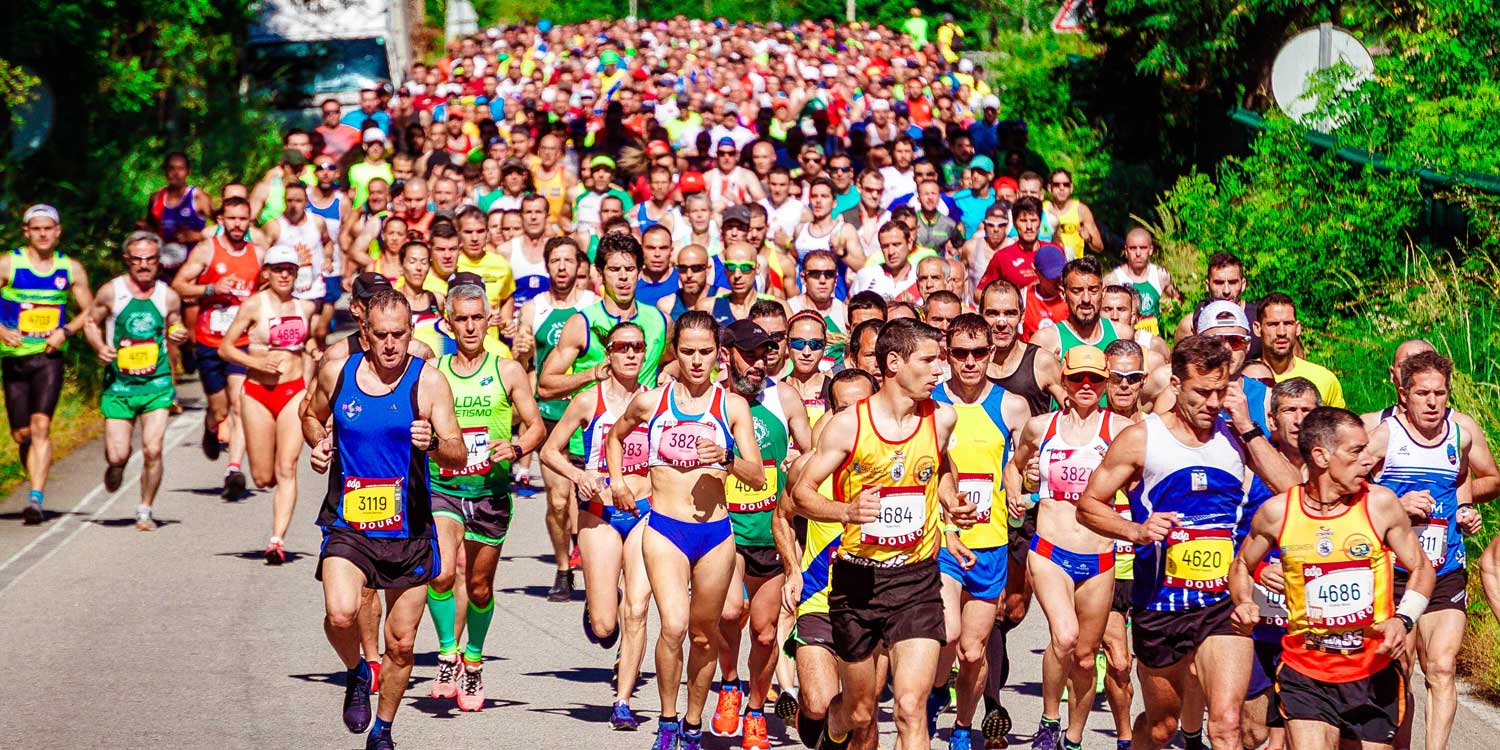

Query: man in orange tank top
[{"left": 1231, "top": 407, "right": 1434, "bottom": 750}]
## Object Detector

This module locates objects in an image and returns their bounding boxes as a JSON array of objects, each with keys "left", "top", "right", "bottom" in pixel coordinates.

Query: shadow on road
[
  {"left": 91, "top": 517, "right": 181, "bottom": 529},
  {"left": 0, "top": 508, "right": 85, "bottom": 523},
  {"left": 498, "top": 583, "right": 584, "bottom": 601},
  {"left": 409, "top": 695, "right": 525, "bottom": 718},
  {"left": 215, "top": 548, "right": 307, "bottom": 565},
  {"left": 526, "top": 702, "right": 618, "bottom": 724},
  {"left": 523, "top": 665, "right": 620, "bottom": 686}
]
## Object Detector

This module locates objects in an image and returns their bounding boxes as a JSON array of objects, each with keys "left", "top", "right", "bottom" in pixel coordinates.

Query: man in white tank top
[{"left": 261, "top": 183, "right": 332, "bottom": 345}]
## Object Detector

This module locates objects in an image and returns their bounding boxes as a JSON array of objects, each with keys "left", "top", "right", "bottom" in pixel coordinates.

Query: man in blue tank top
[{"left": 302, "top": 289, "right": 468, "bottom": 750}]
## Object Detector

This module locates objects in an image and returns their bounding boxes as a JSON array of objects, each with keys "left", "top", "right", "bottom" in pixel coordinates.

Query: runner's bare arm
[
  {"left": 540, "top": 389, "right": 595, "bottom": 484},
  {"left": 778, "top": 382, "right": 814, "bottom": 453},
  {"left": 537, "top": 313, "right": 602, "bottom": 399},
  {"left": 605, "top": 389, "right": 656, "bottom": 488},
  {"left": 1370, "top": 485, "right": 1434, "bottom": 596},
  {"left": 1456, "top": 410, "right": 1500, "bottom": 503},
  {"left": 934, "top": 403, "right": 975, "bottom": 525},
  {"left": 1032, "top": 347, "right": 1069, "bottom": 410},
  {"left": 1077, "top": 423, "right": 1155, "bottom": 542},
  {"left": 1003, "top": 416, "right": 1044, "bottom": 516},
  {"left": 513, "top": 299, "right": 537, "bottom": 367},
  {"left": 787, "top": 407, "right": 860, "bottom": 523},
  {"left": 217, "top": 300, "right": 271, "bottom": 374},
  {"left": 170, "top": 240, "right": 215, "bottom": 298},
  {"left": 80, "top": 280, "right": 115, "bottom": 360},
  {"left": 301, "top": 357, "right": 340, "bottom": 445},
  {"left": 418, "top": 364, "right": 467, "bottom": 470},
  {"left": 725, "top": 392, "right": 766, "bottom": 488}
]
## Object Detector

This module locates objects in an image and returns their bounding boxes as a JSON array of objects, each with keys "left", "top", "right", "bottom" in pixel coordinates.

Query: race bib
[
  {"left": 17, "top": 303, "right": 61, "bottom": 336},
  {"left": 208, "top": 305, "right": 239, "bottom": 335},
  {"left": 861, "top": 485, "right": 926, "bottom": 548},
  {"left": 116, "top": 338, "right": 160, "bottom": 375},
  {"left": 957, "top": 473, "right": 995, "bottom": 523},
  {"left": 1305, "top": 559, "right": 1375, "bottom": 628},
  {"left": 1163, "top": 527, "right": 1234, "bottom": 592},
  {"left": 1253, "top": 582, "right": 1289, "bottom": 629},
  {"left": 1046, "top": 448, "right": 1099, "bottom": 502},
  {"left": 657, "top": 421, "right": 715, "bottom": 468},
  {"left": 620, "top": 428, "right": 649, "bottom": 475},
  {"left": 342, "top": 476, "right": 403, "bottom": 532},
  {"left": 441, "top": 427, "right": 492, "bottom": 478},
  {"left": 268, "top": 315, "right": 307, "bottom": 350},
  {"left": 727, "top": 460, "right": 779, "bottom": 513},
  {"left": 1413, "top": 517, "right": 1448, "bottom": 568}
]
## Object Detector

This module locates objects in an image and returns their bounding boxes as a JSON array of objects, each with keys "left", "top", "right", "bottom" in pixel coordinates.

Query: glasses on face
[
  {"left": 317, "top": 163, "right": 338, "bottom": 171},
  {"left": 1110, "top": 370, "right": 1147, "bottom": 385},
  {"left": 676, "top": 263, "right": 708, "bottom": 274},
  {"left": 1066, "top": 372, "right": 1107, "bottom": 385},
  {"left": 1216, "top": 333, "right": 1252, "bottom": 350},
  {"left": 830, "top": 165, "right": 853, "bottom": 173},
  {"left": 608, "top": 340, "right": 646, "bottom": 354},
  {"left": 804, "top": 156, "right": 825, "bottom": 164},
  {"left": 717, "top": 150, "right": 737, "bottom": 158},
  {"left": 126, "top": 255, "right": 158, "bottom": 265},
  {"left": 804, "top": 268, "right": 837, "bottom": 280},
  {"left": 949, "top": 345, "right": 992, "bottom": 361},
  {"left": 268, "top": 264, "right": 299, "bottom": 275},
  {"left": 1051, "top": 181, "right": 1072, "bottom": 188},
  {"left": 764, "top": 331, "right": 787, "bottom": 344},
  {"left": 725, "top": 262, "right": 756, "bottom": 274},
  {"left": 788, "top": 337, "right": 826, "bottom": 352},
  {"left": 983, "top": 221, "right": 1009, "bottom": 231}
]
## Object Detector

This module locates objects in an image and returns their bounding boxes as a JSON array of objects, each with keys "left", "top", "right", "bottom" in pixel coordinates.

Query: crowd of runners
[{"left": 7, "top": 13, "right": 1500, "bottom": 750}]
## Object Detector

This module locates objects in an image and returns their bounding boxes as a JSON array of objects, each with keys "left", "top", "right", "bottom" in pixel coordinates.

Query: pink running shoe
[
  {"left": 456, "top": 661, "right": 485, "bottom": 712},
  {"left": 431, "top": 654, "right": 460, "bottom": 699}
]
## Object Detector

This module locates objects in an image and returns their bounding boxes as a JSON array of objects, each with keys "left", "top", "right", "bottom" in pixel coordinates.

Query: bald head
[
  {"left": 1125, "top": 227, "right": 1154, "bottom": 245},
  {"left": 1391, "top": 339, "right": 1437, "bottom": 387},
  {"left": 678, "top": 244, "right": 708, "bottom": 265},
  {"left": 725, "top": 242, "right": 757, "bottom": 264}
]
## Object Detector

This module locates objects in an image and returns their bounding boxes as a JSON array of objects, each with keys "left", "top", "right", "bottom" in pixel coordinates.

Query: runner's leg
[
  {"left": 1194, "top": 634, "right": 1253, "bottom": 750},
  {"left": 1064, "top": 572, "right": 1113, "bottom": 744},
  {"left": 138, "top": 408, "right": 169, "bottom": 508},
  {"left": 578, "top": 514, "right": 625, "bottom": 640},
  {"left": 103, "top": 418, "right": 134, "bottom": 477},
  {"left": 645, "top": 526, "right": 694, "bottom": 720},
  {"left": 269, "top": 390, "right": 305, "bottom": 540},
  {"left": 1416, "top": 609, "right": 1465, "bottom": 748},
  {"left": 617, "top": 519, "right": 652, "bottom": 704},
  {"left": 745, "top": 573, "right": 785, "bottom": 713},
  {"left": 1029, "top": 553, "right": 1081, "bottom": 727},
  {"left": 378, "top": 584, "right": 429, "bottom": 721},
  {"left": 889, "top": 635, "right": 943, "bottom": 749},
  {"left": 685, "top": 538, "right": 739, "bottom": 727},
  {"left": 1102, "top": 610, "right": 1135, "bottom": 747},
  {"left": 955, "top": 593, "right": 1001, "bottom": 728},
  {"left": 322, "top": 557, "right": 368, "bottom": 669},
  {"left": 1133, "top": 656, "right": 1191, "bottom": 750}
]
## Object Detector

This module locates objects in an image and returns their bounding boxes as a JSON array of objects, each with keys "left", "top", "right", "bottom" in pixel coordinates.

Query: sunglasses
[
  {"left": 676, "top": 263, "right": 708, "bottom": 273},
  {"left": 804, "top": 156, "right": 825, "bottom": 164},
  {"left": 317, "top": 163, "right": 339, "bottom": 171},
  {"left": 608, "top": 340, "right": 646, "bottom": 354},
  {"left": 126, "top": 255, "right": 159, "bottom": 265},
  {"left": 1216, "top": 333, "right": 1252, "bottom": 350},
  {"left": 830, "top": 166, "right": 853, "bottom": 173},
  {"left": 982, "top": 221, "right": 1009, "bottom": 231},
  {"left": 1051, "top": 181, "right": 1072, "bottom": 187},
  {"left": 1066, "top": 372, "right": 1107, "bottom": 385},
  {"left": 804, "top": 268, "right": 837, "bottom": 280},
  {"left": 1110, "top": 370, "right": 1147, "bottom": 385},
  {"left": 789, "top": 337, "right": 826, "bottom": 351},
  {"left": 764, "top": 331, "right": 788, "bottom": 344},
  {"left": 725, "top": 262, "right": 756, "bottom": 273},
  {"left": 949, "top": 345, "right": 992, "bottom": 361},
  {"left": 717, "top": 150, "right": 737, "bottom": 157}
]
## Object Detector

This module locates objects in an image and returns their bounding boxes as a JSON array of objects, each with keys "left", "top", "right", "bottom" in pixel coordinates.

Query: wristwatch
[
  {"left": 1239, "top": 425, "right": 1266, "bottom": 443},
  {"left": 425, "top": 433, "right": 438, "bottom": 452},
  {"left": 510, "top": 441, "right": 523, "bottom": 459},
  {"left": 1396, "top": 613, "right": 1415, "bottom": 633}
]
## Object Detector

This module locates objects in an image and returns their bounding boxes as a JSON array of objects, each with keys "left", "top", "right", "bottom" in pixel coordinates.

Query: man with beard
[
  {"left": 787, "top": 250, "right": 849, "bottom": 370},
  {"left": 709, "top": 316, "right": 812, "bottom": 747},
  {"left": 261, "top": 182, "right": 335, "bottom": 348},
  {"left": 1252, "top": 293, "right": 1344, "bottom": 407},
  {"left": 657, "top": 245, "right": 718, "bottom": 322},
  {"left": 1030, "top": 257, "right": 1134, "bottom": 361}
]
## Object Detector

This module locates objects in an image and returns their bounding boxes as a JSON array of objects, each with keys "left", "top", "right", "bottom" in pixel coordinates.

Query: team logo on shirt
[
  {"left": 215, "top": 262, "right": 227, "bottom": 274},
  {"left": 889, "top": 449, "right": 906, "bottom": 482},
  {"left": 54, "top": 275, "right": 66, "bottom": 290},
  {"left": 124, "top": 312, "right": 156, "bottom": 338},
  {"left": 1447, "top": 444, "right": 1459, "bottom": 465},
  {"left": 341, "top": 399, "right": 363, "bottom": 420},
  {"left": 480, "top": 375, "right": 494, "bottom": 387},
  {"left": 914, "top": 457, "right": 936, "bottom": 484},
  {"left": 1345, "top": 534, "right": 1374, "bottom": 559},
  {"left": 753, "top": 415, "right": 768, "bottom": 445}
]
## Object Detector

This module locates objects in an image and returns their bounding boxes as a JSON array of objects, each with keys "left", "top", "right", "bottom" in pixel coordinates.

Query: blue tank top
[
  {"left": 711, "top": 295, "right": 738, "bottom": 327},
  {"left": 318, "top": 353, "right": 433, "bottom": 539},
  {"left": 635, "top": 268, "right": 679, "bottom": 308},
  {"left": 0, "top": 249, "right": 72, "bottom": 358},
  {"left": 154, "top": 186, "right": 208, "bottom": 239},
  {"left": 1375, "top": 412, "right": 1464, "bottom": 576}
]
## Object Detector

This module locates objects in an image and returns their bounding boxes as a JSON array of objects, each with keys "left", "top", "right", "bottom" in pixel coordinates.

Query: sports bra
[
  {"left": 645, "top": 383, "right": 735, "bottom": 469},
  {"left": 1037, "top": 411, "right": 1116, "bottom": 502},
  {"left": 582, "top": 386, "right": 649, "bottom": 475}
]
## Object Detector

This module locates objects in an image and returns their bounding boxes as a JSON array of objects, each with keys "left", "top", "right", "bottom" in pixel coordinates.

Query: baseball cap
[
  {"left": 264, "top": 246, "right": 300, "bottom": 267},
  {"left": 600, "top": 49, "right": 621, "bottom": 66},
  {"left": 281, "top": 149, "right": 309, "bottom": 168},
  {"left": 1195, "top": 300, "right": 1251, "bottom": 334},
  {"left": 22, "top": 204, "right": 59, "bottom": 225},
  {"left": 993, "top": 176, "right": 1019, "bottom": 192},
  {"left": 981, "top": 94, "right": 1000, "bottom": 110},
  {"left": 500, "top": 159, "right": 529, "bottom": 175},
  {"left": 447, "top": 271, "right": 486, "bottom": 289},
  {"left": 646, "top": 140, "right": 672, "bottom": 157},
  {"left": 722, "top": 204, "right": 752, "bottom": 226},
  {"left": 715, "top": 136, "right": 738, "bottom": 153},
  {"left": 1062, "top": 346, "right": 1108, "bottom": 377},
  {"left": 352, "top": 272, "right": 393, "bottom": 301},
  {"left": 679, "top": 171, "right": 706, "bottom": 194},
  {"left": 871, "top": 99, "right": 891, "bottom": 112},
  {"left": 588, "top": 154, "right": 617, "bottom": 170},
  {"left": 968, "top": 155, "right": 995, "bottom": 173},
  {"left": 723, "top": 319, "right": 774, "bottom": 351},
  {"left": 893, "top": 100, "right": 910, "bottom": 116},
  {"left": 362, "top": 127, "right": 386, "bottom": 144},
  {"left": 1035, "top": 244, "right": 1067, "bottom": 280}
]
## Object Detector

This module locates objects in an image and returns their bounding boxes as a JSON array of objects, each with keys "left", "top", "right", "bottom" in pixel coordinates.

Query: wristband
[
  {"left": 425, "top": 432, "right": 438, "bottom": 452},
  {"left": 942, "top": 524, "right": 959, "bottom": 534},
  {"left": 1239, "top": 425, "right": 1266, "bottom": 443},
  {"left": 1395, "top": 590, "right": 1429, "bottom": 624},
  {"left": 203, "top": 283, "right": 216, "bottom": 298}
]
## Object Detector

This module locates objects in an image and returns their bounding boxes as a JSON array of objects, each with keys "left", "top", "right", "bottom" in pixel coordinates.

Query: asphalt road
[{"left": 2, "top": 383, "right": 1499, "bottom": 749}]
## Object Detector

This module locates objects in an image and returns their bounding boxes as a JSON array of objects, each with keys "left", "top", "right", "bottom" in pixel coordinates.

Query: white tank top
[
  {"left": 507, "top": 236, "right": 550, "bottom": 295},
  {"left": 1038, "top": 411, "right": 1116, "bottom": 502},
  {"left": 793, "top": 218, "right": 842, "bottom": 260},
  {"left": 272, "top": 214, "right": 327, "bottom": 300}
]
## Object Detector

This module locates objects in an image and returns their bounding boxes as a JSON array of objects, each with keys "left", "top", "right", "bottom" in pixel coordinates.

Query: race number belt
[
  {"left": 342, "top": 476, "right": 404, "bottom": 532},
  {"left": 860, "top": 485, "right": 926, "bottom": 548},
  {"left": 957, "top": 473, "right": 995, "bottom": 524},
  {"left": 17, "top": 303, "right": 61, "bottom": 337},
  {"left": 1163, "top": 527, "right": 1233, "bottom": 592},
  {"left": 727, "top": 460, "right": 779, "bottom": 513}
]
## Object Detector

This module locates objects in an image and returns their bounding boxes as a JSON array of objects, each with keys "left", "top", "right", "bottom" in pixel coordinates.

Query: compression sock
[
  {"left": 225, "top": 462, "right": 241, "bottom": 476},
  {"left": 426, "top": 586, "right": 458, "bottom": 656},
  {"left": 983, "top": 618, "right": 1009, "bottom": 712},
  {"left": 461, "top": 598, "right": 495, "bottom": 663}
]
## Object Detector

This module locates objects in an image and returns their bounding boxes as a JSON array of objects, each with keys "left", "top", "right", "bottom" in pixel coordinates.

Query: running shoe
[
  {"left": 105, "top": 464, "right": 125, "bottom": 493},
  {"left": 21, "top": 499, "right": 42, "bottom": 525},
  {"left": 1031, "top": 720, "right": 1061, "bottom": 750},
  {"left": 135, "top": 506, "right": 155, "bottom": 531},
  {"left": 926, "top": 685, "right": 951, "bottom": 736},
  {"left": 1063, "top": 740, "right": 1082, "bottom": 750},
  {"left": 569, "top": 543, "right": 582, "bottom": 570},
  {"left": 709, "top": 684, "right": 744, "bottom": 736},
  {"left": 201, "top": 423, "right": 221, "bottom": 460},
  {"left": 366, "top": 731, "right": 394, "bottom": 750},
  {"left": 1095, "top": 650, "right": 1107, "bottom": 694},
  {"left": 950, "top": 726, "right": 974, "bottom": 750},
  {"left": 773, "top": 687, "right": 799, "bottom": 722},
  {"left": 981, "top": 704, "right": 1012, "bottom": 741},
  {"left": 680, "top": 727, "right": 704, "bottom": 750},
  {"left": 223, "top": 470, "right": 246, "bottom": 501},
  {"left": 456, "top": 662, "right": 484, "bottom": 711},
  {"left": 342, "top": 661, "right": 373, "bottom": 733},
  {"left": 547, "top": 570, "right": 573, "bottom": 602},
  {"left": 610, "top": 701, "right": 640, "bottom": 731},
  {"left": 369, "top": 659, "right": 381, "bottom": 694},
  {"left": 814, "top": 722, "right": 851, "bottom": 750},
  {"left": 431, "top": 654, "right": 460, "bottom": 699},
  {"left": 264, "top": 538, "right": 286, "bottom": 565},
  {"left": 741, "top": 713, "right": 770, "bottom": 750},
  {"left": 1117, "top": 741, "right": 1132, "bottom": 750},
  {"left": 653, "top": 719, "right": 681, "bottom": 750}
]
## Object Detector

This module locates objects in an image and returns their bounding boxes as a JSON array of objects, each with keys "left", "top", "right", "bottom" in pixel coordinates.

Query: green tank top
[
  {"left": 430, "top": 353, "right": 513, "bottom": 497},
  {"left": 106, "top": 279, "right": 170, "bottom": 392},
  {"left": 1133, "top": 280, "right": 1161, "bottom": 319},
  {"left": 257, "top": 175, "right": 285, "bottom": 226},
  {"left": 567, "top": 300, "right": 667, "bottom": 456},
  {"left": 726, "top": 382, "right": 790, "bottom": 548},
  {"left": 534, "top": 297, "right": 584, "bottom": 423},
  {"left": 1055, "top": 320, "right": 1120, "bottom": 358},
  {"left": 1, "top": 249, "right": 72, "bottom": 358}
]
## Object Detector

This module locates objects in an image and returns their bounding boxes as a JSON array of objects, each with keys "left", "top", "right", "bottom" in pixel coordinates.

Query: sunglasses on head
[
  {"left": 608, "top": 340, "right": 646, "bottom": 353},
  {"left": 1110, "top": 370, "right": 1147, "bottom": 385},
  {"left": 676, "top": 263, "right": 707, "bottom": 273},
  {"left": 1066, "top": 372, "right": 1107, "bottom": 385},
  {"left": 725, "top": 262, "right": 756, "bottom": 273},
  {"left": 789, "top": 337, "right": 826, "bottom": 351},
  {"left": 949, "top": 345, "right": 992, "bottom": 361}
]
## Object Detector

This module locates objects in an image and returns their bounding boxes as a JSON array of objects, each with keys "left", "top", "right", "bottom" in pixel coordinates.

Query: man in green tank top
[
  {"left": 423, "top": 282, "right": 545, "bottom": 712},
  {"left": 81, "top": 231, "right": 186, "bottom": 530},
  {"left": 538, "top": 233, "right": 667, "bottom": 601},
  {"left": 1029, "top": 256, "right": 1133, "bottom": 360},
  {"left": 1, "top": 205, "right": 97, "bottom": 525},
  {"left": 709, "top": 318, "right": 814, "bottom": 739}
]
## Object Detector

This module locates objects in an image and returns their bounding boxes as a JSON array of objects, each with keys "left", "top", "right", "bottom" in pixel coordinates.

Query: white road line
[{"left": 0, "top": 412, "right": 199, "bottom": 593}]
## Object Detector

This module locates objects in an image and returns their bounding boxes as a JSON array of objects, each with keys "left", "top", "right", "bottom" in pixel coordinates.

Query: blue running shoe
[
  {"left": 680, "top": 727, "right": 704, "bottom": 750},
  {"left": 342, "top": 661, "right": 373, "bottom": 733},
  {"left": 1032, "top": 720, "right": 1061, "bottom": 750},
  {"left": 611, "top": 701, "right": 640, "bottom": 731},
  {"left": 950, "top": 726, "right": 974, "bottom": 750},
  {"left": 366, "top": 731, "right": 394, "bottom": 750},
  {"left": 653, "top": 719, "right": 681, "bottom": 750},
  {"left": 926, "top": 687, "right": 950, "bottom": 737}
]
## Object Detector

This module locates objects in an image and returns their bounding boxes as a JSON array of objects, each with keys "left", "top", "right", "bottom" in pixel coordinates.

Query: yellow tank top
[
  {"left": 1279, "top": 485, "right": 1395, "bottom": 682},
  {"left": 834, "top": 398, "right": 943, "bottom": 565},
  {"left": 1113, "top": 491, "right": 1135, "bottom": 579},
  {"left": 1046, "top": 199, "right": 1085, "bottom": 259},
  {"left": 534, "top": 167, "right": 569, "bottom": 223},
  {"left": 935, "top": 383, "right": 1009, "bottom": 550},
  {"left": 797, "top": 474, "right": 842, "bottom": 617}
]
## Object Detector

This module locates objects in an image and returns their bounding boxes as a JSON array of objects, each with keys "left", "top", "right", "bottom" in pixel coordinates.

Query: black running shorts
[
  {"left": 1, "top": 351, "right": 64, "bottom": 431},
  {"left": 317, "top": 528, "right": 439, "bottom": 590},
  {"left": 1276, "top": 659, "right": 1405, "bottom": 744},
  {"left": 829, "top": 557, "right": 945, "bottom": 662},
  {"left": 1131, "top": 598, "right": 1243, "bottom": 669}
]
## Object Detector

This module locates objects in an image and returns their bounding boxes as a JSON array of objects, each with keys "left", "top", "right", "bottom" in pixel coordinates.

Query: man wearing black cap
[{"left": 321, "top": 273, "right": 436, "bottom": 365}]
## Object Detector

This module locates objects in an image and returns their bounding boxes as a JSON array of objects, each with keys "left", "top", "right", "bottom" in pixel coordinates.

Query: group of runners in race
[{"left": 8, "top": 13, "right": 1500, "bottom": 750}]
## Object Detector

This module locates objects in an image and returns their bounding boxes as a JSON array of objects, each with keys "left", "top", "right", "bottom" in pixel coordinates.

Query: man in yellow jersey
[
  {"left": 791, "top": 318, "right": 976, "bottom": 750},
  {"left": 928, "top": 313, "right": 1030, "bottom": 750},
  {"left": 1251, "top": 293, "right": 1344, "bottom": 408},
  {"left": 1231, "top": 407, "right": 1434, "bottom": 750},
  {"left": 453, "top": 207, "right": 516, "bottom": 338}
]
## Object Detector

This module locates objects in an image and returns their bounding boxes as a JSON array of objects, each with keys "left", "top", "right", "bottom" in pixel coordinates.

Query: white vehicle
[{"left": 248, "top": 0, "right": 414, "bottom": 121}]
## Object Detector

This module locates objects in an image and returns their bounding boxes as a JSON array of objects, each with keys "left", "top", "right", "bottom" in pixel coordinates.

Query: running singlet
[
  {"left": 727, "top": 381, "right": 791, "bottom": 547},
  {"left": 318, "top": 354, "right": 433, "bottom": 539},
  {"left": 533, "top": 167, "right": 569, "bottom": 223},
  {"left": 149, "top": 186, "right": 207, "bottom": 241},
  {"left": 645, "top": 384, "right": 736, "bottom": 470},
  {"left": 1279, "top": 485, "right": 1395, "bottom": 682},
  {"left": 430, "top": 353, "right": 513, "bottom": 497},
  {"left": 1374, "top": 413, "right": 1464, "bottom": 575},
  {"left": 1130, "top": 413, "right": 1247, "bottom": 612},
  {"left": 1045, "top": 200, "right": 1085, "bottom": 259},
  {"left": 989, "top": 345, "right": 1052, "bottom": 417},
  {"left": 506, "top": 237, "right": 550, "bottom": 308},
  {"left": 1055, "top": 321, "right": 1120, "bottom": 359},
  {"left": 104, "top": 278, "right": 171, "bottom": 387},
  {"left": 0, "top": 249, "right": 71, "bottom": 357},
  {"left": 271, "top": 214, "right": 327, "bottom": 299},
  {"left": 798, "top": 475, "right": 843, "bottom": 618},
  {"left": 194, "top": 236, "right": 260, "bottom": 349},
  {"left": 571, "top": 300, "right": 668, "bottom": 389},
  {"left": 306, "top": 191, "right": 346, "bottom": 276},
  {"left": 1038, "top": 411, "right": 1116, "bottom": 503},
  {"left": 834, "top": 398, "right": 943, "bottom": 566},
  {"left": 1105, "top": 264, "right": 1167, "bottom": 335},
  {"left": 580, "top": 386, "right": 648, "bottom": 475},
  {"left": 933, "top": 382, "right": 1011, "bottom": 550},
  {"left": 1243, "top": 475, "right": 1288, "bottom": 642},
  {"left": 534, "top": 291, "right": 598, "bottom": 428},
  {"left": 455, "top": 251, "right": 517, "bottom": 310}
]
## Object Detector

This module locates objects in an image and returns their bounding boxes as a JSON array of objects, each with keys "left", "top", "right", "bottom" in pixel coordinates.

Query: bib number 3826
[
  {"left": 861, "top": 486, "right": 926, "bottom": 548},
  {"left": 342, "top": 476, "right": 404, "bottom": 533}
]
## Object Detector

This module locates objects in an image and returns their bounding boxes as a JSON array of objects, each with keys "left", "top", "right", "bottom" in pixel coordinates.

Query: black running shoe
[
  {"left": 980, "top": 704, "right": 1012, "bottom": 742},
  {"left": 21, "top": 500, "right": 43, "bottom": 525},
  {"left": 365, "top": 731, "right": 395, "bottom": 750},
  {"left": 774, "top": 688, "right": 800, "bottom": 722},
  {"left": 342, "top": 663, "right": 373, "bottom": 733},
  {"left": 104, "top": 464, "right": 125, "bottom": 493},
  {"left": 547, "top": 570, "right": 573, "bottom": 602},
  {"left": 201, "top": 423, "right": 221, "bottom": 461},
  {"left": 223, "top": 470, "right": 246, "bottom": 500}
]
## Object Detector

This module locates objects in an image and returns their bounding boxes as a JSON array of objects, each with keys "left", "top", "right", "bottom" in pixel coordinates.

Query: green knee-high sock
[
  {"left": 426, "top": 586, "right": 458, "bottom": 656},
  {"left": 462, "top": 598, "right": 495, "bottom": 663}
]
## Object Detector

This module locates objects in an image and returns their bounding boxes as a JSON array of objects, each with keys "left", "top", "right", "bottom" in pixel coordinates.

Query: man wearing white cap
[
  {"left": 1141, "top": 300, "right": 1274, "bottom": 436},
  {"left": 1, "top": 204, "right": 97, "bottom": 524}
]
